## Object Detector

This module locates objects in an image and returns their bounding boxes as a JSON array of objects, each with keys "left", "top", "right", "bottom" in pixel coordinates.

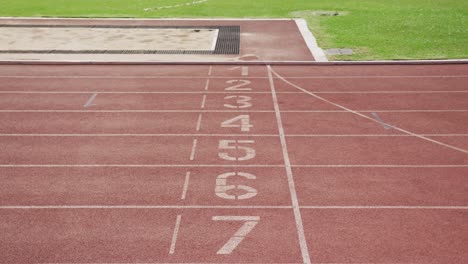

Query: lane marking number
[
  {"left": 218, "top": 140, "right": 256, "bottom": 161},
  {"left": 212, "top": 216, "right": 260, "bottom": 254},
  {"left": 224, "top": 95, "right": 252, "bottom": 109},
  {"left": 225, "top": 80, "right": 252, "bottom": 91},
  {"left": 229, "top": 66, "right": 249, "bottom": 76},
  {"left": 221, "top": 115, "right": 253, "bottom": 132},
  {"left": 215, "top": 172, "right": 258, "bottom": 200}
]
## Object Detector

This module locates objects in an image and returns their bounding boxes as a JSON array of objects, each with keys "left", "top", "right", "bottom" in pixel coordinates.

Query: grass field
[{"left": 1, "top": 0, "right": 467, "bottom": 60}]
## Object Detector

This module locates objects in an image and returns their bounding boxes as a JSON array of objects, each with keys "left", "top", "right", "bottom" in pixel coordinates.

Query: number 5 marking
[
  {"left": 212, "top": 216, "right": 260, "bottom": 254},
  {"left": 218, "top": 140, "right": 256, "bottom": 161},
  {"left": 215, "top": 172, "right": 257, "bottom": 200}
]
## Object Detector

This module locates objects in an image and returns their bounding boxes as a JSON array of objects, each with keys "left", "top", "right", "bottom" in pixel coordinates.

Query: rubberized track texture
[{"left": 0, "top": 63, "right": 467, "bottom": 264}]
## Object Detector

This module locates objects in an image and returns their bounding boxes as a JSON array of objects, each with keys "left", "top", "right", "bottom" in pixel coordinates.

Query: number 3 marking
[
  {"left": 212, "top": 216, "right": 260, "bottom": 254},
  {"left": 224, "top": 95, "right": 252, "bottom": 109},
  {"left": 215, "top": 172, "right": 257, "bottom": 200}
]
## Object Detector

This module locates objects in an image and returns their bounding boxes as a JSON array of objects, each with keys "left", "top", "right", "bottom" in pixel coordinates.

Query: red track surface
[{"left": 0, "top": 63, "right": 467, "bottom": 263}]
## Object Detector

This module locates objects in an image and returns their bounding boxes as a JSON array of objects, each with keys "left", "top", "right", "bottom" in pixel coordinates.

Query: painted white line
[
  {"left": 0, "top": 133, "right": 280, "bottom": 137},
  {"left": 169, "top": 215, "right": 182, "bottom": 255},
  {"left": 204, "top": 79, "right": 210, "bottom": 91},
  {"left": 189, "top": 139, "right": 198, "bottom": 161},
  {"left": 294, "top": 19, "right": 327, "bottom": 62},
  {"left": 3, "top": 91, "right": 468, "bottom": 95},
  {"left": 0, "top": 164, "right": 466, "bottom": 168},
  {"left": 200, "top": 94, "right": 207, "bottom": 108},
  {"left": 144, "top": 0, "right": 208, "bottom": 11},
  {"left": 1, "top": 90, "right": 466, "bottom": 94},
  {"left": 36, "top": 262, "right": 302, "bottom": 264},
  {"left": 208, "top": 65, "right": 213, "bottom": 76},
  {"left": 299, "top": 91, "right": 468, "bottom": 94},
  {"left": 1, "top": 109, "right": 467, "bottom": 113},
  {"left": 300, "top": 206, "right": 468, "bottom": 210},
  {"left": 83, "top": 93, "right": 97, "bottom": 108},
  {"left": 271, "top": 67, "right": 468, "bottom": 154},
  {"left": 0, "top": 205, "right": 292, "bottom": 209},
  {"left": 267, "top": 65, "right": 311, "bottom": 264},
  {"left": 0, "top": 164, "right": 287, "bottom": 168},
  {"left": 181, "top": 172, "right": 191, "bottom": 200},
  {"left": 2, "top": 75, "right": 466, "bottom": 79},
  {"left": 0, "top": 134, "right": 466, "bottom": 137},
  {"left": 195, "top": 113, "right": 203, "bottom": 131},
  {"left": 292, "top": 165, "right": 468, "bottom": 168},
  {"left": 276, "top": 75, "right": 468, "bottom": 79}
]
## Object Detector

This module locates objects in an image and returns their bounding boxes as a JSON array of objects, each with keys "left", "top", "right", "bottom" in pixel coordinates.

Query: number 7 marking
[{"left": 212, "top": 216, "right": 260, "bottom": 254}]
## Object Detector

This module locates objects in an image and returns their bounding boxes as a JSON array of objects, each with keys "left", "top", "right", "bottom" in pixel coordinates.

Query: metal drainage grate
[{"left": 0, "top": 25, "right": 240, "bottom": 55}]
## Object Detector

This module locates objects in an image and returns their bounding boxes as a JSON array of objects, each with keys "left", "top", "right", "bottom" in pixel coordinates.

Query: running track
[{"left": 0, "top": 63, "right": 467, "bottom": 263}]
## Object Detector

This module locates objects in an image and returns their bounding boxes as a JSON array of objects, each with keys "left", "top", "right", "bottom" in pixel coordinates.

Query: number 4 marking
[
  {"left": 212, "top": 216, "right": 260, "bottom": 254},
  {"left": 221, "top": 115, "right": 253, "bottom": 132}
]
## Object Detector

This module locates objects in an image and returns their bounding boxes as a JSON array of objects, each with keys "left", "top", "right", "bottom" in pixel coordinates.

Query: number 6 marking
[
  {"left": 215, "top": 172, "right": 257, "bottom": 200},
  {"left": 212, "top": 216, "right": 260, "bottom": 254},
  {"left": 218, "top": 140, "right": 256, "bottom": 161}
]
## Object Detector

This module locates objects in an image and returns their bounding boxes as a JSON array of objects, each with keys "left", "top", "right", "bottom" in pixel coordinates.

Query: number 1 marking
[
  {"left": 212, "top": 216, "right": 260, "bottom": 254},
  {"left": 228, "top": 66, "right": 249, "bottom": 76}
]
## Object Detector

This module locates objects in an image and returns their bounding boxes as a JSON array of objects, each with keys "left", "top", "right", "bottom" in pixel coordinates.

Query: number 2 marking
[
  {"left": 224, "top": 95, "right": 252, "bottom": 109},
  {"left": 225, "top": 80, "right": 252, "bottom": 91},
  {"left": 212, "top": 216, "right": 260, "bottom": 254}
]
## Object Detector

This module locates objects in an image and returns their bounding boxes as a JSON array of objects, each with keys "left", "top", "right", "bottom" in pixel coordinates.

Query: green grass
[{"left": 1, "top": 0, "right": 467, "bottom": 60}]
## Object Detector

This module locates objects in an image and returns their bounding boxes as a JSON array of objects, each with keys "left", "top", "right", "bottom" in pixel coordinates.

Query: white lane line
[
  {"left": 1, "top": 91, "right": 467, "bottom": 94},
  {"left": 83, "top": 93, "right": 97, "bottom": 108},
  {"left": 169, "top": 215, "right": 182, "bottom": 255},
  {"left": 189, "top": 139, "right": 198, "bottom": 161},
  {"left": 200, "top": 94, "right": 207, "bottom": 108},
  {"left": 0, "top": 205, "right": 292, "bottom": 209},
  {"left": 271, "top": 68, "right": 468, "bottom": 155},
  {"left": 267, "top": 65, "right": 311, "bottom": 264},
  {"left": 0, "top": 164, "right": 466, "bottom": 168},
  {"left": 300, "top": 206, "right": 468, "bottom": 210},
  {"left": 1, "top": 134, "right": 466, "bottom": 137},
  {"left": 204, "top": 79, "right": 210, "bottom": 91},
  {"left": 293, "top": 165, "right": 468, "bottom": 168},
  {"left": 195, "top": 114, "right": 203, "bottom": 131},
  {"left": 371, "top": 112, "right": 393, "bottom": 130},
  {"left": 181, "top": 171, "right": 190, "bottom": 200},
  {"left": 1, "top": 75, "right": 466, "bottom": 79},
  {"left": 0, "top": 164, "right": 286, "bottom": 168},
  {"left": 208, "top": 65, "right": 213, "bottom": 76},
  {"left": 1, "top": 109, "right": 467, "bottom": 113}
]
